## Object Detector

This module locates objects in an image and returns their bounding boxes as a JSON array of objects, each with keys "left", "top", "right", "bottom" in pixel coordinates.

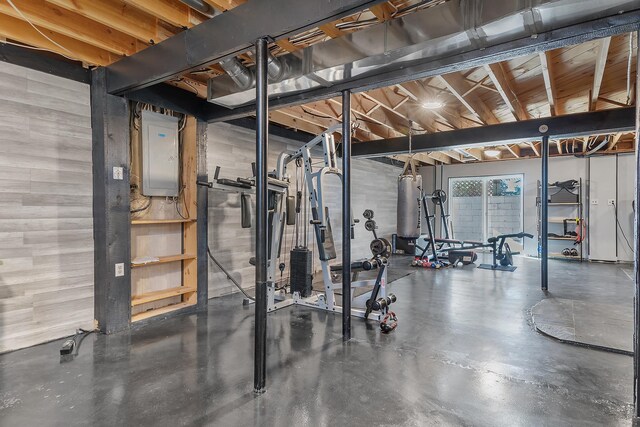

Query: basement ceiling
[{"left": 1, "top": 0, "right": 636, "bottom": 164}]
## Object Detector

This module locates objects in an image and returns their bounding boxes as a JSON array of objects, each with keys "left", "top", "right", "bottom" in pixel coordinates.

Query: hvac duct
[
  {"left": 397, "top": 175, "right": 422, "bottom": 239},
  {"left": 219, "top": 57, "right": 254, "bottom": 90},
  {"left": 208, "top": 0, "right": 639, "bottom": 108},
  {"left": 178, "top": 0, "right": 215, "bottom": 16}
]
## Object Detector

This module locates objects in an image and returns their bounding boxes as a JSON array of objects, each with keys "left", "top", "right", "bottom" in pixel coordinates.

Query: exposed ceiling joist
[
  {"left": 0, "top": 12, "right": 119, "bottom": 66},
  {"left": 0, "top": 0, "right": 140, "bottom": 56},
  {"left": 590, "top": 36, "right": 612, "bottom": 111},
  {"left": 539, "top": 50, "right": 559, "bottom": 116},
  {"left": 122, "top": 0, "right": 204, "bottom": 28},
  {"left": 484, "top": 62, "right": 528, "bottom": 121},
  {"left": 47, "top": 0, "right": 168, "bottom": 43},
  {"left": 438, "top": 73, "right": 500, "bottom": 125}
]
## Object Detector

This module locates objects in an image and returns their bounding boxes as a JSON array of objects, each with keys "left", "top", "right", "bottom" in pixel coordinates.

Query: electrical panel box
[{"left": 141, "top": 110, "right": 180, "bottom": 197}]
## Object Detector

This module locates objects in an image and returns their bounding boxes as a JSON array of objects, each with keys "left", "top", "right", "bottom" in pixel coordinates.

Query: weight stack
[{"left": 290, "top": 247, "right": 313, "bottom": 297}]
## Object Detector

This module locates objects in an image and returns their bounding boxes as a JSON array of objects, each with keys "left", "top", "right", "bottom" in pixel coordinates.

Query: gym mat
[
  {"left": 531, "top": 298, "right": 632, "bottom": 355},
  {"left": 477, "top": 264, "right": 517, "bottom": 272}
]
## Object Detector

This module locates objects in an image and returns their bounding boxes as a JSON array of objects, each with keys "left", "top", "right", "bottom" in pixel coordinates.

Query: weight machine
[
  {"left": 200, "top": 127, "right": 396, "bottom": 321},
  {"left": 264, "top": 127, "right": 394, "bottom": 320}
]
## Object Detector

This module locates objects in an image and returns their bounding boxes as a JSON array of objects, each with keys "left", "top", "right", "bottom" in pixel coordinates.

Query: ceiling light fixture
[
  {"left": 484, "top": 149, "right": 501, "bottom": 157},
  {"left": 422, "top": 100, "right": 444, "bottom": 110}
]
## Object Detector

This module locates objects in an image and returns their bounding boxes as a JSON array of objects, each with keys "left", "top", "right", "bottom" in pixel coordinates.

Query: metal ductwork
[
  {"left": 178, "top": 0, "right": 216, "bottom": 16},
  {"left": 208, "top": 0, "right": 638, "bottom": 108},
  {"left": 219, "top": 57, "right": 254, "bottom": 90}
]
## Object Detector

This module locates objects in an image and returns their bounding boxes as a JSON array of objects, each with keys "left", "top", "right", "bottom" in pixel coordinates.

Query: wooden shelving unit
[{"left": 129, "top": 116, "right": 199, "bottom": 322}]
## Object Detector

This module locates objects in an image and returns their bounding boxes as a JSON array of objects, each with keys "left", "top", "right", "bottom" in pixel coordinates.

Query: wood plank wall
[
  {"left": 0, "top": 61, "right": 94, "bottom": 352},
  {"left": 206, "top": 122, "right": 399, "bottom": 297}
]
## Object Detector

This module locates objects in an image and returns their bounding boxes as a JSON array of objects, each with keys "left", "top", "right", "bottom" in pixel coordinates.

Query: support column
[
  {"left": 254, "top": 37, "right": 269, "bottom": 394},
  {"left": 196, "top": 120, "right": 209, "bottom": 309},
  {"left": 91, "top": 68, "right": 131, "bottom": 333},
  {"left": 341, "top": 90, "right": 352, "bottom": 341},
  {"left": 632, "top": 30, "right": 640, "bottom": 422},
  {"left": 541, "top": 132, "right": 549, "bottom": 291}
]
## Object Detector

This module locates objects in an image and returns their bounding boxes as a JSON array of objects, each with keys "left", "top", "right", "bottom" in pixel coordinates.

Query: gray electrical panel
[{"left": 141, "top": 110, "right": 180, "bottom": 197}]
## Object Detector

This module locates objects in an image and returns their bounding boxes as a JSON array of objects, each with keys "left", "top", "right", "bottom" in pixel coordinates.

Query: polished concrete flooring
[{"left": 0, "top": 256, "right": 634, "bottom": 426}]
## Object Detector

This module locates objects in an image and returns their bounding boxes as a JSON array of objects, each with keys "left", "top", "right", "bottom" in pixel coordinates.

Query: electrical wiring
[
  {"left": 612, "top": 201, "right": 633, "bottom": 252},
  {"left": 300, "top": 106, "right": 336, "bottom": 120},
  {"left": 1, "top": 40, "right": 77, "bottom": 62},
  {"left": 6, "top": 0, "right": 74, "bottom": 56}
]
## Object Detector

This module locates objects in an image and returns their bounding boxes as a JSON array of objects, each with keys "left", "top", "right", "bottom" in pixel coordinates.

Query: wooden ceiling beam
[
  {"left": 528, "top": 142, "right": 540, "bottom": 157},
  {"left": 505, "top": 144, "right": 521, "bottom": 158},
  {"left": 269, "top": 110, "right": 326, "bottom": 136},
  {"left": 122, "top": 0, "right": 203, "bottom": 28},
  {"left": 0, "top": 12, "right": 119, "bottom": 66},
  {"left": 426, "top": 152, "right": 452, "bottom": 164},
  {"left": 369, "top": 3, "right": 395, "bottom": 22},
  {"left": 201, "top": 0, "right": 244, "bottom": 12},
  {"left": 46, "top": 0, "right": 169, "bottom": 43},
  {"left": 319, "top": 23, "right": 346, "bottom": 39},
  {"left": 484, "top": 62, "right": 528, "bottom": 121},
  {"left": 590, "top": 36, "right": 612, "bottom": 111},
  {"left": 410, "top": 153, "right": 436, "bottom": 166},
  {"left": 539, "top": 50, "right": 559, "bottom": 116},
  {"left": 462, "top": 148, "right": 484, "bottom": 161},
  {"left": 608, "top": 132, "right": 623, "bottom": 150},
  {"left": 437, "top": 73, "right": 500, "bottom": 125},
  {"left": 324, "top": 97, "right": 402, "bottom": 139},
  {"left": 0, "top": 0, "right": 140, "bottom": 56}
]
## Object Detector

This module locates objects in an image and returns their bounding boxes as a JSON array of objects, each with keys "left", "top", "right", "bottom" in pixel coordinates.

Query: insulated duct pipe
[
  {"left": 178, "top": 0, "right": 215, "bottom": 16},
  {"left": 220, "top": 57, "right": 254, "bottom": 90},
  {"left": 208, "top": 0, "right": 639, "bottom": 108}
]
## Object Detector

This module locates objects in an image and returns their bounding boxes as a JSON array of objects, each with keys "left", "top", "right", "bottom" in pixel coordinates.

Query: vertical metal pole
[
  {"left": 541, "top": 133, "right": 549, "bottom": 291},
  {"left": 632, "top": 30, "right": 640, "bottom": 420},
  {"left": 341, "top": 89, "right": 352, "bottom": 340},
  {"left": 254, "top": 37, "right": 268, "bottom": 394}
]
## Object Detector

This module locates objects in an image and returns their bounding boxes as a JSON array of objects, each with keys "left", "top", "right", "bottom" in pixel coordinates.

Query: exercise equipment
[
  {"left": 397, "top": 158, "right": 422, "bottom": 239},
  {"left": 477, "top": 232, "right": 534, "bottom": 271}
]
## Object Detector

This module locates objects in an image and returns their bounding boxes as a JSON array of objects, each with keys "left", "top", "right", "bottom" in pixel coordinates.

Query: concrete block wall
[
  {"left": 487, "top": 195, "right": 522, "bottom": 237},
  {"left": 449, "top": 196, "right": 483, "bottom": 242}
]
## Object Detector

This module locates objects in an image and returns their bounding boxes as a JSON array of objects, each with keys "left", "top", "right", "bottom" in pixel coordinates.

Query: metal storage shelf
[{"left": 537, "top": 178, "right": 584, "bottom": 262}]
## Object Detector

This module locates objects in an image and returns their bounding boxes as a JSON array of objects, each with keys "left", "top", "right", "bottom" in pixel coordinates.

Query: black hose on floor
[{"left": 206, "top": 246, "right": 255, "bottom": 301}]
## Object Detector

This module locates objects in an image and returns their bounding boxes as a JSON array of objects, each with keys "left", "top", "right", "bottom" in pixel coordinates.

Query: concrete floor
[{"left": 0, "top": 256, "right": 634, "bottom": 426}]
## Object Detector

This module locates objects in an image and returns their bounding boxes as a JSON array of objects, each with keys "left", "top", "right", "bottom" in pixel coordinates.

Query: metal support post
[
  {"left": 254, "top": 37, "right": 268, "bottom": 394},
  {"left": 341, "top": 89, "right": 352, "bottom": 340},
  {"left": 632, "top": 30, "right": 640, "bottom": 421},
  {"left": 541, "top": 132, "right": 549, "bottom": 291}
]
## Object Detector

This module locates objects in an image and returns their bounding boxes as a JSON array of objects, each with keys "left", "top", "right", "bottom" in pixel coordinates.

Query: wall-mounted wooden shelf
[
  {"left": 129, "top": 116, "right": 199, "bottom": 323},
  {"left": 132, "top": 286, "right": 196, "bottom": 306},
  {"left": 131, "top": 253, "right": 196, "bottom": 268},
  {"left": 132, "top": 218, "right": 196, "bottom": 225},
  {"left": 131, "top": 302, "right": 194, "bottom": 322},
  {"left": 548, "top": 236, "right": 577, "bottom": 241}
]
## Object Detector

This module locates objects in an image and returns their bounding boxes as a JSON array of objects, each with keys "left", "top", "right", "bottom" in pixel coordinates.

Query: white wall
[
  {"left": 0, "top": 62, "right": 94, "bottom": 353},
  {"left": 421, "top": 154, "right": 634, "bottom": 261},
  {"left": 206, "top": 122, "right": 399, "bottom": 297}
]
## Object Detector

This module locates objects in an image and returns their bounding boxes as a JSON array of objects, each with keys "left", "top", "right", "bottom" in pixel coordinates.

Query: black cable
[
  {"left": 300, "top": 106, "right": 336, "bottom": 120},
  {"left": 206, "top": 246, "right": 255, "bottom": 301},
  {"left": 612, "top": 202, "right": 633, "bottom": 252},
  {"left": 130, "top": 198, "right": 151, "bottom": 213}
]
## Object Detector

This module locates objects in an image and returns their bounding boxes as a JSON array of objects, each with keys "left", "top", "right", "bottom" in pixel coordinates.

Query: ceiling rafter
[
  {"left": 438, "top": 73, "right": 500, "bottom": 125},
  {"left": 46, "top": 0, "right": 172, "bottom": 43},
  {"left": 0, "top": 0, "right": 140, "bottom": 56},
  {"left": 122, "top": 0, "right": 204, "bottom": 28},
  {"left": 0, "top": 12, "right": 119, "bottom": 65},
  {"left": 484, "top": 62, "right": 528, "bottom": 121},
  {"left": 590, "top": 36, "right": 612, "bottom": 111},
  {"left": 539, "top": 50, "right": 559, "bottom": 116}
]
